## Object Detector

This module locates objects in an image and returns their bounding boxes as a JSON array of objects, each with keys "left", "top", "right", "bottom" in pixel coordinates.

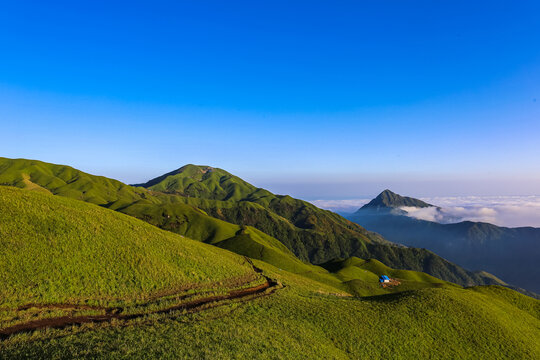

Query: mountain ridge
[{"left": 0, "top": 157, "right": 508, "bottom": 288}]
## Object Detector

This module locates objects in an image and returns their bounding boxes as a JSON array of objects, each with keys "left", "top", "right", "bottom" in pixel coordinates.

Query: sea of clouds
[{"left": 310, "top": 195, "right": 540, "bottom": 228}]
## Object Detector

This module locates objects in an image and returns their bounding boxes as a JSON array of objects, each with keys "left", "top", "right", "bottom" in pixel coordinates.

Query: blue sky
[{"left": 1, "top": 1, "right": 539, "bottom": 198}]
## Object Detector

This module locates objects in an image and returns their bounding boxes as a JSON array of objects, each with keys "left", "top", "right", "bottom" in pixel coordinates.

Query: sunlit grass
[{"left": 0, "top": 187, "right": 252, "bottom": 309}]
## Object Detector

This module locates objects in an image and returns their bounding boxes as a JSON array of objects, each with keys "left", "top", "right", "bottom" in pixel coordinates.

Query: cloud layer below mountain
[{"left": 311, "top": 195, "right": 540, "bottom": 228}]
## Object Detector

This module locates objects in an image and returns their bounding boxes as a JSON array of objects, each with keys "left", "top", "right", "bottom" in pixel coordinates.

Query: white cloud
[
  {"left": 310, "top": 195, "right": 540, "bottom": 228},
  {"left": 412, "top": 195, "right": 540, "bottom": 228},
  {"left": 400, "top": 206, "right": 499, "bottom": 224}
]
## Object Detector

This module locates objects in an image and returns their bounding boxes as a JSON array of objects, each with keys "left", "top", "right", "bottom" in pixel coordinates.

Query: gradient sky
[{"left": 1, "top": 1, "right": 539, "bottom": 199}]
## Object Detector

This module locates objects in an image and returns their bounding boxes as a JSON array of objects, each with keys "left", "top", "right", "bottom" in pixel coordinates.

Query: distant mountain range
[{"left": 348, "top": 189, "right": 540, "bottom": 294}]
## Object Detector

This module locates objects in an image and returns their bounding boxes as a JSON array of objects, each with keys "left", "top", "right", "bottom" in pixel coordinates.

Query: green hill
[
  {"left": 0, "top": 185, "right": 468, "bottom": 309},
  {"left": 0, "top": 157, "right": 149, "bottom": 208},
  {"left": 0, "top": 186, "right": 279, "bottom": 337},
  {"left": 2, "top": 255, "right": 539, "bottom": 359},
  {"left": 133, "top": 163, "right": 503, "bottom": 287},
  {"left": 0, "top": 187, "right": 258, "bottom": 308},
  {"left": 0, "top": 185, "right": 538, "bottom": 359},
  {"left": 0, "top": 157, "right": 506, "bottom": 288},
  {"left": 0, "top": 186, "right": 452, "bottom": 303},
  {"left": 134, "top": 164, "right": 261, "bottom": 201},
  {"left": 322, "top": 257, "right": 456, "bottom": 296},
  {"left": 136, "top": 164, "right": 392, "bottom": 258}
]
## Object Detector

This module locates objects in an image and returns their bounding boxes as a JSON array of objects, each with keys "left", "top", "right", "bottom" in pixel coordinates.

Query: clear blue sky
[{"left": 1, "top": 1, "right": 539, "bottom": 198}]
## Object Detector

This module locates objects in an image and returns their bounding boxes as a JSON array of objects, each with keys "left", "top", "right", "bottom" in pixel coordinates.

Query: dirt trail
[{"left": 0, "top": 258, "right": 281, "bottom": 340}]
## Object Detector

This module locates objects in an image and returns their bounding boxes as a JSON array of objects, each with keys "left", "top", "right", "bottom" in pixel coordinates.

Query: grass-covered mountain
[
  {"left": 0, "top": 185, "right": 539, "bottom": 359},
  {"left": 132, "top": 163, "right": 505, "bottom": 287},
  {"left": 0, "top": 157, "right": 505, "bottom": 288},
  {"left": 135, "top": 164, "right": 392, "bottom": 259},
  {"left": 0, "top": 186, "right": 269, "bottom": 328},
  {"left": 349, "top": 190, "right": 540, "bottom": 294}
]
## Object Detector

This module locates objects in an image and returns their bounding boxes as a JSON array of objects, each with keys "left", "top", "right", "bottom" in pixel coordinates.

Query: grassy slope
[
  {"left": 0, "top": 163, "right": 349, "bottom": 298},
  {"left": 136, "top": 163, "right": 504, "bottom": 287},
  {"left": 0, "top": 186, "right": 454, "bottom": 304},
  {"left": 1, "top": 260, "right": 538, "bottom": 359},
  {"left": 0, "top": 157, "right": 149, "bottom": 208},
  {"left": 0, "top": 185, "right": 538, "bottom": 359},
  {"left": 0, "top": 186, "right": 253, "bottom": 308},
  {"left": 0, "top": 158, "right": 505, "bottom": 287},
  {"left": 322, "top": 257, "right": 457, "bottom": 296},
  {"left": 137, "top": 164, "right": 390, "bottom": 258}
]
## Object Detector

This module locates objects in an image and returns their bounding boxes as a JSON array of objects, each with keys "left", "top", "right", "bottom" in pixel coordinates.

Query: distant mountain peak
[{"left": 360, "top": 189, "right": 433, "bottom": 210}]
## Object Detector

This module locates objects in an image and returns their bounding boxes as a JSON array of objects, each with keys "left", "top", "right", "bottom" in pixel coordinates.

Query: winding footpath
[{"left": 0, "top": 258, "right": 282, "bottom": 340}]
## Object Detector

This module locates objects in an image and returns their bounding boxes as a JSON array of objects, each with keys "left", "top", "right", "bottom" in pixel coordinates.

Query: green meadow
[
  {"left": 1, "top": 258, "right": 538, "bottom": 359},
  {"left": 0, "top": 159, "right": 538, "bottom": 359},
  {"left": 0, "top": 187, "right": 255, "bottom": 309}
]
